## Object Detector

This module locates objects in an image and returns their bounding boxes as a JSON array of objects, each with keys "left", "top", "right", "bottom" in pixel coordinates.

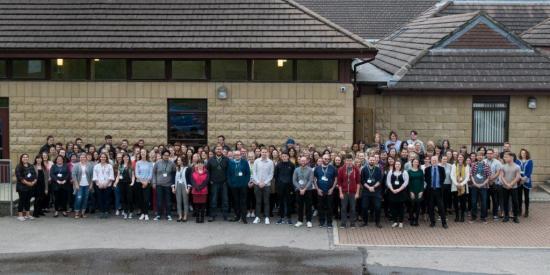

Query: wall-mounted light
[
  {"left": 528, "top": 97, "right": 537, "bottom": 109},
  {"left": 277, "top": 59, "right": 287, "bottom": 67},
  {"left": 56, "top": 58, "right": 64, "bottom": 66},
  {"left": 217, "top": 86, "right": 229, "bottom": 100},
  {"left": 340, "top": 86, "right": 347, "bottom": 93},
  {"left": 93, "top": 58, "right": 100, "bottom": 62}
]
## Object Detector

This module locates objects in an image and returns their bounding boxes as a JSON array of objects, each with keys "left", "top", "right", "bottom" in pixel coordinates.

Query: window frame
[
  {"left": 170, "top": 59, "right": 209, "bottom": 81},
  {"left": 296, "top": 59, "right": 340, "bottom": 83},
  {"left": 167, "top": 99, "right": 208, "bottom": 147},
  {"left": 129, "top": 59, "right": 168, "bottom": 81},
  {"left": 10, "top": 59, "right": 48, "bottom": 80},
  {"left": 471, "top": 96, "right": 510, "bottom": 148},
  {"left": 209, "top": 59, "right": 250, "bottom": 82}
]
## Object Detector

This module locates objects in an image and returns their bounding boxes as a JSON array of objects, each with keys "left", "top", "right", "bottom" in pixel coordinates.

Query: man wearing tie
[{"left": 424, "top": 156, "right": 448, "bottom": 229}]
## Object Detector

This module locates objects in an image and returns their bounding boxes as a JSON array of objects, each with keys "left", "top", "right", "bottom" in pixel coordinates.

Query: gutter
[{"left": 353, "top": 57, "right": 375, "bottom": 97}]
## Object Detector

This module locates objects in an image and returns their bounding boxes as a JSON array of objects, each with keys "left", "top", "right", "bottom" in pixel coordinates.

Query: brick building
[{"left": 0, "top": 0, "right": 376, "bottom": 162}]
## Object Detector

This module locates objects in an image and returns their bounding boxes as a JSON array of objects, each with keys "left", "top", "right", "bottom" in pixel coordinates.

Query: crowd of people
[{"left": 14, "top": 131, "right": 534, "bottom": 230}]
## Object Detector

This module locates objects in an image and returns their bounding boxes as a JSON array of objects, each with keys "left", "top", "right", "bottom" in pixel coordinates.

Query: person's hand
[
  {"left": 186, "top": 187, "right": 190, "bottom": 194},
  {"left": 355, "top": 192, "right": 360, "bottom": 199},
  {"left": 248, "top": 182, "right": 254, "bottom": 188},
  {"left": 45, "top": 190, "right": 48, "bottom": 195},
  {"left": 300, "top": 189, "right": 305, "bottom": 196},
  {"left": 172, "top": 187, "right": 176, "bottom": 194},
  {"left": 317, "top": 189, "right": 323, "bottom": 197},
  {"left": 410, "top": 192, "right": 415, "bottom": 200},
  {"left": 141, "top": 182, "right": 147, "bottom": 189},
  {"left": 419, "top": 192, "right": 423, "bottom": 199},
  {"left": 328, "top": 189, "right": 334, "bottom": 196},
  {"left": 368, "top": 186, "right": 375, "bottom": 193},
  {"left": 339, "top": 193, "right": 344, "bottom": 200},
  {"left": 259, "top": 182, "right": 265, "bottom": 189}
]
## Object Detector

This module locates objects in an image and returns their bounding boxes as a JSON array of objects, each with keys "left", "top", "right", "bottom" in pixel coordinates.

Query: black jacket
[
  {"left": 424, "top": 165, "right": 446, "bottom": 190},
  {"left": 206, "top": 156, "right": 229, "bottom": 183},
  {"left": 274, "top": 161, "right": 295, "bottom": 188}
]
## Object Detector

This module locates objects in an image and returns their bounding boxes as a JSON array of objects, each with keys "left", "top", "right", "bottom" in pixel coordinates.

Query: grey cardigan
[
  {"left": 292, "top": 166, "right": 314, "bottom": 191},
  {"left": 72, "top": 162, "right": 94, "bottom": 186}
]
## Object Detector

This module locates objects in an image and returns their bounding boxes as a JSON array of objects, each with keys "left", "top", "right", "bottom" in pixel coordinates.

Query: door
[
  {"left": 354, "top": 107, "right": 374, "bottom": 144},
  {"left": 0, "top": 99, "right": 8, "bottom": 159}
]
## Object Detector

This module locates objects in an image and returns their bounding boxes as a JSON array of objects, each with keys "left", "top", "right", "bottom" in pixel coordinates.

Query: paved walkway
[{"left": 337, "top": 202, "right": 550, "bottom": 248}]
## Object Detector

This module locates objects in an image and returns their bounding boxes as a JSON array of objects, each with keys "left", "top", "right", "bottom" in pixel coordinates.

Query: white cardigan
[{"left": 450, "top": 163, "right": 470, "bottom": 193}]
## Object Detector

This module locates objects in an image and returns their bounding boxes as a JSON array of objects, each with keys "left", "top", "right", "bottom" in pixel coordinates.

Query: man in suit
[{"left": 424, "top": 156, "right": 448, "bottom": 229}]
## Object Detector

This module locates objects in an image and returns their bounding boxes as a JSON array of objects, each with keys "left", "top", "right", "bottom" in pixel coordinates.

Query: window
[
  {"left": 211, "top": 60, "right": 248, "bottom": 81},
  {"left": 252, "top": 59, "right": 294, "bottom": 81},
  {"left": 12, "top": 60, "right": 45, "bottom": 79},
  {"left": 168, "top": 99, "right": 207, "bottom": 146},
  {"left": 131, "top": 60, "right": 165, "bottom": 80},
  {"left": 297, "top": 60, "right": 338, "bottom": 82},
  {"left": 472, "top": 97, "right": 509, "bottom": 147},
  {"left": 0, "top": 60, "right": 6, "bottom": 79},
  {"left": 172, "top": 60, "right": 207, "bottom": 80},
  {"left": 51, "top": 59, "right": 87, "bottom": 80},
  {"left": 92, "top": 59, "right": 127, "bottom": 80}
]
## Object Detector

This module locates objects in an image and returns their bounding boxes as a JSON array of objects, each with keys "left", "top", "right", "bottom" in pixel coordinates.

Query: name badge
[
  {"left": 476, "top": 174, "right": 483, "bottom": 179},
  {"left": 394, "top": 180, "right": 400, "bottom": 186},
  {"left": 238, "top": 172, "right": 243, "bottom": 177},
  {"left": 367, "top": 179, "right": 372, "bottom": 184},
  {"left": 163, "top": 173, "right": 168, "bottom": 177},
  {"left": 57, "top": 173, "right": 62, "bottom": 178},
  {"left": 298, "top": 179, "right": 304, "bottom": 186},
  {"left": 321, "top": 176, "right": 328, "bottom": 181},
  {"left": 26, "top": 173, "right": 32, "bottom": 178},
  {"left": 120, "top": 175, "right": 124, "bottom": 180}
]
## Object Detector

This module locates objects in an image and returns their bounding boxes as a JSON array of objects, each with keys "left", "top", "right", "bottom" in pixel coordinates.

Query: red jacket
[{"left": 337, "top": 165, "right": 360, "bottom": 194}]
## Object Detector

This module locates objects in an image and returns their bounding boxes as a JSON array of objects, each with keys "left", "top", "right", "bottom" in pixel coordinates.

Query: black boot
[
  {"left": 524, "top": 208, "right": 529, "bottom": 218},
  {"left": 196, "top": 209, "right": 201, "bottom": 223},
  {"left": 454, "top": 213, "right": 459, "bottom": 222},
  {"left": 460, "top": 212, "right": 465, "bottom": 222},
  {"left": 200, "top": 209, "right": 205, "bottom": 223}
]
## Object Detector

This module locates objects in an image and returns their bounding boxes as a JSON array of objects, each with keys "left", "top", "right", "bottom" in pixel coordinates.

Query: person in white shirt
[
  {"left": 252, "top": 148, "right": 274, "bottom": 224},
  {"left": 386, "top": 161, "right": 409, "bottom": 228},
  {"left": 93, "top": 153, "right": 114, "bottom": 219}
]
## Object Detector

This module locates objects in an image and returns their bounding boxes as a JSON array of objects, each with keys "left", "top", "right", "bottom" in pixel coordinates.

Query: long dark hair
[
  {"left": 18, "top": 153, "right": 29, "bottom": 167},
  {"left": 33, "top": 154, "right": 44, "bottom": 167}
]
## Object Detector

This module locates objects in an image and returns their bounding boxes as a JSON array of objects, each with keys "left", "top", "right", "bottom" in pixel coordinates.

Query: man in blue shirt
[{"left": 313, "top": 154, "right": 337, "bottom": 228}]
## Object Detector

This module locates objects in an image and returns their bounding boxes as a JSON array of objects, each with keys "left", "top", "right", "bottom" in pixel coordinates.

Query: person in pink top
[{"left": 190, "top": 161, "right": 209, "bottom": 223}]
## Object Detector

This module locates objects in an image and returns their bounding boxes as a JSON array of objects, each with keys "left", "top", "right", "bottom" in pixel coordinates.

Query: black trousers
[
  {"left": 135, "top": 183, "right": 151, "bottom": 215},
  {"left": 452, "top": 191, "right": 467, "bottom": 216},
  {"left": 502, "top": 187, "right": 519, "bottom": 218},
  {"left": 410, "top": 199, "right": 422, "bottom": 221},
  {"left": 317, "top": 192, "right": 333, "bottom": 225},
  {"left": 276, "top": 183, "right": 291, "bottom": 219},
  {"left": 231, "top": 186, "right": 248, "bottom": 220},
  {"left": 517, "top": 187, "right": 530, "bottom": 215},
  {"left": 428, "top": 188, "right": 447, "bottom": 224},
  {"left": 362, "top": 193, "right": 381, "bottom": 224},
  {"left": 17, "top": 190, "right": 32, "bottom": 212},
  {"left": 488, "top": 185, "right": 500, "bottom": 217},
  {"left": 119, "top": 181, "right": 134, "bottom": 212},
  {"left": 296, "top": 190, "right": 313, "bottom": 223},
  {"left": 54, "top": 187, "right": 70, "bottom": 212},
  {"left": 443, "top": 184, "right": 452, "bottom": 211},
  {"left": 391, "top": 201, "right": 405, "bottom": 223}
]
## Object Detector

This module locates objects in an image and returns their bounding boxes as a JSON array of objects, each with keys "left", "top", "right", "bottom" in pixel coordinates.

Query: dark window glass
[
  {"left": 131, "top": 60, "right": 165, "bottom": 80},
  {"left": 0, "top": 60, "right": 6, "bottom": 78},
  {"left": 51, "top": 59, "right": 87, "bottom": 80},
  {"left": 297, "top": 60, "right": 338, "bottom": 81},
  {"left": 92, "top": 59, "right": 127, "bottom": 80},
  {"left": 472, "top": 97, "right": 509, "bottom": 148},
  {"left": 252, "top": 59, "right": 294, "bottom": 81},
  {"left": 172, "top": 60, "right": 207, "bottom": 80},
  {"left": 211, "top": 60, "right": 247, "bottom": 81},
  {"left": 12, "top": 60, "right": 45, "bottom": 79},
  {"left": 168, "top": 99, "right": 207, "bottom": 146}
]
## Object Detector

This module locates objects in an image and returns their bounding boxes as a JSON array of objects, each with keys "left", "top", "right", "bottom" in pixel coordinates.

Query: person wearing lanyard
[
  {"left": 92, "top": 153, "right": 114, "bottom": 219},
  {"left": 72, "top": 153, "right": 94, "bottom": 219},
  {"left": 274, "top": 151, "right": 296, "bottom": 225},
  {"left": 407, "top": 158, "right": 425, "bottom": 226},
  {"left": 485, "top": 149, "right": 503, "bottom": 221},
  {"left": 360, "top": 156, "right": 383, "bottom": 228},
  {"left": 227, "top": 150, "right": 251, "bottom": 224},
  {"left": 424, "top": 156, "right": 448, "bottom": 229},
  {"left": 115, "top": 153, "right": 135, "bottom": 220},
  {"left": 500, "top": 152, "right": 521, "bottom": 223},
  {"left": 337, "top": 154, "right": 360, "bottom": 228},
  {"left": 386, "top": 161, "right": 409, "bottom": 228},
  {"left": 15, "top": 154, "right": 37, "bottom": 221},
  {"left": 516, "top": 149, "right": 533, "bottom": 218},
  {"left": 152, "top": 150, "right": 176, "bottom": 221},
  {"left": 292, "top": 156, "right": 314, "bottom": 228},
  {"left": 51, "top": 155, "right": 71, "bottom": 218},
  {"left": 313, "top": 154, "right": 337, "bottom": 228},
  {"left": 252, "top": 148, "right": 274, "bottom": 225},
  {"left": 470, "top": 151, "right": 491, "bottom": 224},
  {"left": 206, "top": 145, "right": 230, "bottom": 222}
]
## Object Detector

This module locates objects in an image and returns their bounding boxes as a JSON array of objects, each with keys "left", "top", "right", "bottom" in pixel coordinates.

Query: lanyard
[{"left": 367, "top": 165, "right": 375, "bottom": 181}]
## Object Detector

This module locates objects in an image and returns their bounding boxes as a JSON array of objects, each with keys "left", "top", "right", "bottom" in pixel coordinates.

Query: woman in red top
[{"left": 190, "top": 161, "right": 209, "bottom": 223}]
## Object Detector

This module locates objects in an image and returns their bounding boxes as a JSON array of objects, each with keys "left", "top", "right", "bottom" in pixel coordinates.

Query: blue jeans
[
  {"left": 114, "top": 184, "right": 122, "bottom": 210},
  {"left": 73, "top": 185, "right": 90, "bottom": 212},
  {"left": 156, "top": 185, "right": 172, "bottom": 217},
  {"left": 471, "top": 187, "right": 488, "bottom": 219},
  {"left": 209, "top": 181, "right": 229, "bottom": 217}
]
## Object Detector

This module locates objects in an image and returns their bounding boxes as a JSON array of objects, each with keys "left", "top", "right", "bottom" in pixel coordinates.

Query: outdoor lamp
[
  {"left": 528, "top": 97, "right": 537, "bottom": 109},
  {"left": 56, "top": 58, "right": 63, "bottom": 66},
  {"left": 217, "top": 86, "right": 228, "bottom": 100},
  {"left": 277, "top": 59, "right": 287, "bottom": 67}
]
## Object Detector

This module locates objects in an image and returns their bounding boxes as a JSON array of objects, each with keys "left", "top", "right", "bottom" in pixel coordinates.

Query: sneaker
[
  {"left": 276, "top": 219, "right": 283, "bottom": 224},
  {"left": 253, "top": 217, "right": 261, "bottom": 224},
  {"left": 246, "top": 212, "right": 251, "bottom": 218},
  {"left": 398, "top": 223, "right": 403, "bottom": 228},
  {"left": 139, "top": 214, "right": 145, "bottom": 220},
  {"left": 251, "top": 213, "right": 256, "bottom": 218},
  {"left": 115, "top": 210, "right": 120, "bottom": 216},
  {"left": 306, "top": 221, "right": 313, "bottom": 228},
  {"left": 167, "top": 216, "right": 173, "bottom": 221},
  {"left": 128, "top": 213, "right": 133, "bottom": 219},
  {"left": 153, "top": 216, "right": 161, "bottom": 221},
  {"left": 350, "top": 223, "right": 356, "bottom": 228},
  {"left": 122, "top": 213, "right": 128, "bottom": 220},
  {"left": 25, "top": 216, "right": 35, "bottom": 220},
  {"left": 392, "top": 223, "right": 398, "bottom": 228},
  {"left": 287, "top": 219, "right": 293, "bottom": 225},
  {"left": 327, "top": 224, "right": 333, "bottom": 229},
  {"left": 144, "top": 215, "right": 150, "bottom": 221},
  {"left": 295, "top": 221, "right": 303, "bottom": 227},
  {"left": 340, "top": 223, "right": 346, "bottom": 229},
  {"left": 17, "top": 216, "right": 26, "bottom": 222},
  {"left": 319, "top": 224, "right": 326, "bottom": 228},
  {"left": 265, "top": 218, "right": 270, "bottom": 225}
]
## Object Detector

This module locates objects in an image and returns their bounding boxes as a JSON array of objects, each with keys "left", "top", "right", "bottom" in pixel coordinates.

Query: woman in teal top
[{"left": 407, "top": 158, "right": 424, "bottom": 227}]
